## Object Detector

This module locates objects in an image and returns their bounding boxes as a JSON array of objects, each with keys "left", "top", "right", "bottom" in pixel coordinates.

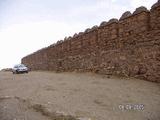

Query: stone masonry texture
[{"left": 22, "top": 1, "right": 160, "bottom": 82}]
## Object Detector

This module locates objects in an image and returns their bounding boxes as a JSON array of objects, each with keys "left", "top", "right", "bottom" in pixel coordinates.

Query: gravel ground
[{"left": 0, "top": 71, "right": 160, "bottom": 120}]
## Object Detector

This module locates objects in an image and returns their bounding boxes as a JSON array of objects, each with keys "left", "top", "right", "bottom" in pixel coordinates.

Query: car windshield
[
  {"left": 19, "top": 64, "right": 25, "bottom": 67},
  {"left": 14, "top": 64, "right": 26, "bottom": 68}
]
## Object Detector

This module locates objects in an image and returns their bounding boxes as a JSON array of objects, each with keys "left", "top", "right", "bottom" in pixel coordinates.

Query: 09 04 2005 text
[{"left": 118, "top": 104, "right": 144, "bottom": 111}]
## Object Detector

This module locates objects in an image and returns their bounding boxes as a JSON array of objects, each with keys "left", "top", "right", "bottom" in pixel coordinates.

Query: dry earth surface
[{"left": 0, "top": 71, "right": 160, "bottom": 120}]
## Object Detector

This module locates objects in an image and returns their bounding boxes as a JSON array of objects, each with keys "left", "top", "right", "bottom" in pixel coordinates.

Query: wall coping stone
[
  {"left": 133, "top": 6, "right": 148, "bottom": 15},
  {"left": 100, "top": 21, "right": 108, "bottom": 27},
  {"left": 107, "top": 18, "right": 118, "bottom": 24},
  {"left": 120, "top": 11, "right": 132, "bottom": 20}
]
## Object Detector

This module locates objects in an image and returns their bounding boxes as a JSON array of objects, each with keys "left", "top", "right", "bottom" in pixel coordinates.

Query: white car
[{"left": 12, "top": 64, "right": 28, "bottom": 74}]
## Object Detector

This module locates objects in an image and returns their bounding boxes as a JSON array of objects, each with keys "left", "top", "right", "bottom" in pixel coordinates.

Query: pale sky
[{"left": 0, "top": 0, "right": 157, "bottom": 69}]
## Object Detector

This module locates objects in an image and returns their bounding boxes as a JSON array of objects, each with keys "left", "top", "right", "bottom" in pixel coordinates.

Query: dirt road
[{"left": 0, "top": 71, "right": 160, "bottom": 120}]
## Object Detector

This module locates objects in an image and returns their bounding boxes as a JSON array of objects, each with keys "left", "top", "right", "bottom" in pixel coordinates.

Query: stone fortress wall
[{"left": 22, "top": 1, "right": 160, "bottom": 82}]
